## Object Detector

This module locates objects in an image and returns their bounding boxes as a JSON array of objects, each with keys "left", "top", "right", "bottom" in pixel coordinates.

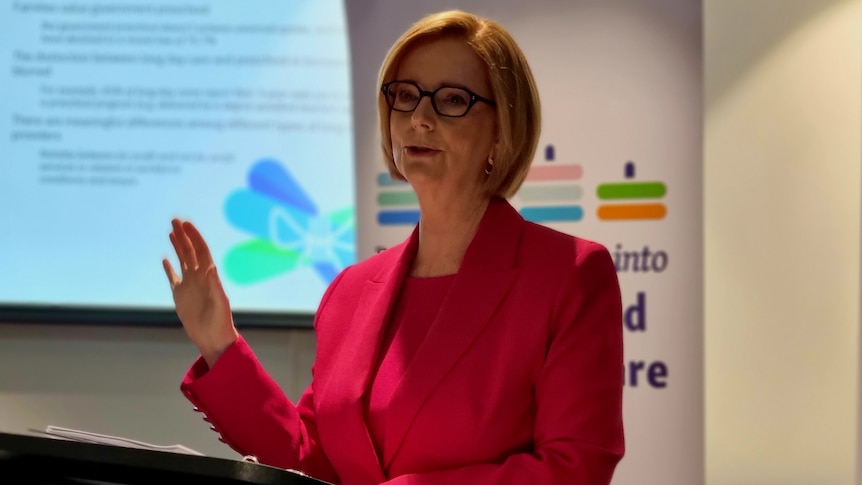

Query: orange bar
[{"left": 597, "top": 203, "right": 667, "bottom": 220}]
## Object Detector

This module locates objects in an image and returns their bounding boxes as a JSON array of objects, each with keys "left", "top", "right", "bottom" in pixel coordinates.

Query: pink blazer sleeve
[{"left": 179, "top": 272, "right": 347, "bottom": 484}]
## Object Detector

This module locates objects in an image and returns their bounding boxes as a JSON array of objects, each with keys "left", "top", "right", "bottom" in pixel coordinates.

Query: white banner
[{"left": 348, "top": 1, "right": 703, "bottom": 483}]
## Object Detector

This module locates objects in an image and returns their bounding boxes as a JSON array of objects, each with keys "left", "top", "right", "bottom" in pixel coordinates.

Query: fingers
[
  {"left": 162, "top": 258, "right": 180, "bottom": 288},
  {"left": 206, "top": 266, "right": 229, "bottom": 301},
  {"left": 168, "top": 232, "right": 184, "bottom": 273},
  {"left": 170, "top": 218, "right": 198, "bottom": 272},
  {"left": 183, "top": 221, "right": 214, "bottom": 269}
]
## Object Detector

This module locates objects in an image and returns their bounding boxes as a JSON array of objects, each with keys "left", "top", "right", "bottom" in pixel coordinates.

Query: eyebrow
[{"left": 397, "top": 78, "right": 481, "bottom": 92}]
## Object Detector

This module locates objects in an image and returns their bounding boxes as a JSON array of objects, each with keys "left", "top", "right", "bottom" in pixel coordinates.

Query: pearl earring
[{"left": 485, "top": 156, "right": 494, "bottom": 175}]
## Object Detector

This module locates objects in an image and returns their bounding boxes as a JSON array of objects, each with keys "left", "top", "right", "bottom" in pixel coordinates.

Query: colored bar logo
[
  {"left": 376, "top": 173, "right": 419, "bottom": 226},
  {"left": 597, "top": 161, "right": 667, "bottom": 220},
  {"left": 374, "top": 144, "right": 589, "bottom": 226},
  {"left": 516, "top": 144, "right": 584, "bottom": 223}
]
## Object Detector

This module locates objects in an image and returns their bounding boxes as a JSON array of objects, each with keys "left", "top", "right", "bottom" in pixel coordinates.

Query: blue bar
[
  {"left": 519, "top": 205, "right": 584, "bottom": 223},
  {"left": 377, "top": 210, "right": 420, "bottom": 225},
  {"left": 377, "top": 173, "right": 409, "bottom": 187}
]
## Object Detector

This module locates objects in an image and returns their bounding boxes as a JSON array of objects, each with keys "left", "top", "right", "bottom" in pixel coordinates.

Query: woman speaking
[{"left": 164, "top": 9, "right": 625, "bottom": 484}]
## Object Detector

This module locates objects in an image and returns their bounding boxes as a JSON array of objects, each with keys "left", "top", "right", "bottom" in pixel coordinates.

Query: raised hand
[{"left": 163, "top": 218, "right": 238, "bottom": 368}]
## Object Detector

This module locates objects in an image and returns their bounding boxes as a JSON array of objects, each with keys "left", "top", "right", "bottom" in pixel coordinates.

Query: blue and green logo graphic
[{"left": 223, "top": 159, "right": 355, "bottom": 285}]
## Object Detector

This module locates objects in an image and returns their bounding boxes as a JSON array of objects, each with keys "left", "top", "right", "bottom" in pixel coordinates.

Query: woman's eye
[
  {"left": 442, "top": 93, "right": 467, "bottom": 105},
  {"left": 396, "top": 91, "right": 417, "bottom": 102}
]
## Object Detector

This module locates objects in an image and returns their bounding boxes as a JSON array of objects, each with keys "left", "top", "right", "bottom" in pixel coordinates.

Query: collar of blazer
[{"left": 317, "top": 197, "right": 525, "bottom": 474}]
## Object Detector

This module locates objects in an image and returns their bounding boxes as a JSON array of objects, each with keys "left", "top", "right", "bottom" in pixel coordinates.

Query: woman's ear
[{"left": 490, "top": 139, "right": 501, "bottom": 161}]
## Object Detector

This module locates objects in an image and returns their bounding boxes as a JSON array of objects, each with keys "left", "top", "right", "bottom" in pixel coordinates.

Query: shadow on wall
[{"left": 705, "top": 0, "right": 843, "bottom": 107}]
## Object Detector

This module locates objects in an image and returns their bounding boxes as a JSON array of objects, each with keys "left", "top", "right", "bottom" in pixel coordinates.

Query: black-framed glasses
[{"left": 381, "top": 80, "right": 496, "bottom": 118}]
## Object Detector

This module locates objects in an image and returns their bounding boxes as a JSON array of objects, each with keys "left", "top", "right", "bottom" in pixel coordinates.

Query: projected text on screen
[{"left": 0, "top": 1, "right": 356, "bottom": 323}]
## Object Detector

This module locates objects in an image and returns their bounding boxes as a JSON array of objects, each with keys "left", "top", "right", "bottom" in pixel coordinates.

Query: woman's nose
[{"left": 410, "top": 96, "right": 436, "bottom": 130}]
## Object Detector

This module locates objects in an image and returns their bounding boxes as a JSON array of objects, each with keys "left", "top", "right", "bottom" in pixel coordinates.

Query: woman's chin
[{"left": 398, "top": 160, "right": 442, "bottom": 182}]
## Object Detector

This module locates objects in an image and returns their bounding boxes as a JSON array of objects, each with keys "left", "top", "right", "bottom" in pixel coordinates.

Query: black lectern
[{"left": 0, "top": 431, "right": 332, "bottom": 484}]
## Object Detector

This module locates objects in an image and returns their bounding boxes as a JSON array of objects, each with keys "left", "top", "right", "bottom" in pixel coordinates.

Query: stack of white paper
[{"left": 39, "top": 426, "right": 204, "bottom": 456}]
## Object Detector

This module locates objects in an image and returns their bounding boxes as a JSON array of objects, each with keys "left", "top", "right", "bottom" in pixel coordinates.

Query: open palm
[{"left": 163, "top": 218, "right": 238, "bottom": 367}]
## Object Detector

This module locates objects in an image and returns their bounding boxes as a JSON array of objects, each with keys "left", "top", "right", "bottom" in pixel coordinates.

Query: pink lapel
[
  {"left": 317, "top": 229, "right": 419, "bottom": 482},
  {"left": 382, "top": 198, "right": 524, "bottom": 468}
]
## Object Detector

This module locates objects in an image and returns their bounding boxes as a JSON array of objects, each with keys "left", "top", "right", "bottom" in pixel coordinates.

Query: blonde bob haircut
[{"left": 377, "top": 10, "right": 541, "bottom": 198}]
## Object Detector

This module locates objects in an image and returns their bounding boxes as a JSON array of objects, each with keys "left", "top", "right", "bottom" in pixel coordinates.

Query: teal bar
[
  {"left": 519, "top": 185, "right": 582, "bottom": 202},
  {"left": 377, "top": 173, "right": 408, "bottom": 187},
  {"left": 519, "top": 205, "right": 584, "bottom": 223},
  {"left": 377, "top": 191, "right": 418, "bottom": 206}
]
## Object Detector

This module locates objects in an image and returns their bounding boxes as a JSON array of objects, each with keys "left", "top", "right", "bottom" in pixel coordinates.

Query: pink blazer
[{"left": 181, "top": 198, "right": 624, "bottom": 484}]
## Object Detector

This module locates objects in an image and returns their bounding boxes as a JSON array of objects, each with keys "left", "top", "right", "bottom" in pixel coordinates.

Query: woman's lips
[{"left": 405, "top": 146, "right": 441, "bottom": 157}]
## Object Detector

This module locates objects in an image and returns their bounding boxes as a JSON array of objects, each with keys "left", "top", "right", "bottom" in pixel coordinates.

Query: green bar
[
  {"left": 597, "top": 182, "right": 666, "bottom": 200},
  {"left": 378, "top": 191, "right": 418, "bottom": 206}
]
